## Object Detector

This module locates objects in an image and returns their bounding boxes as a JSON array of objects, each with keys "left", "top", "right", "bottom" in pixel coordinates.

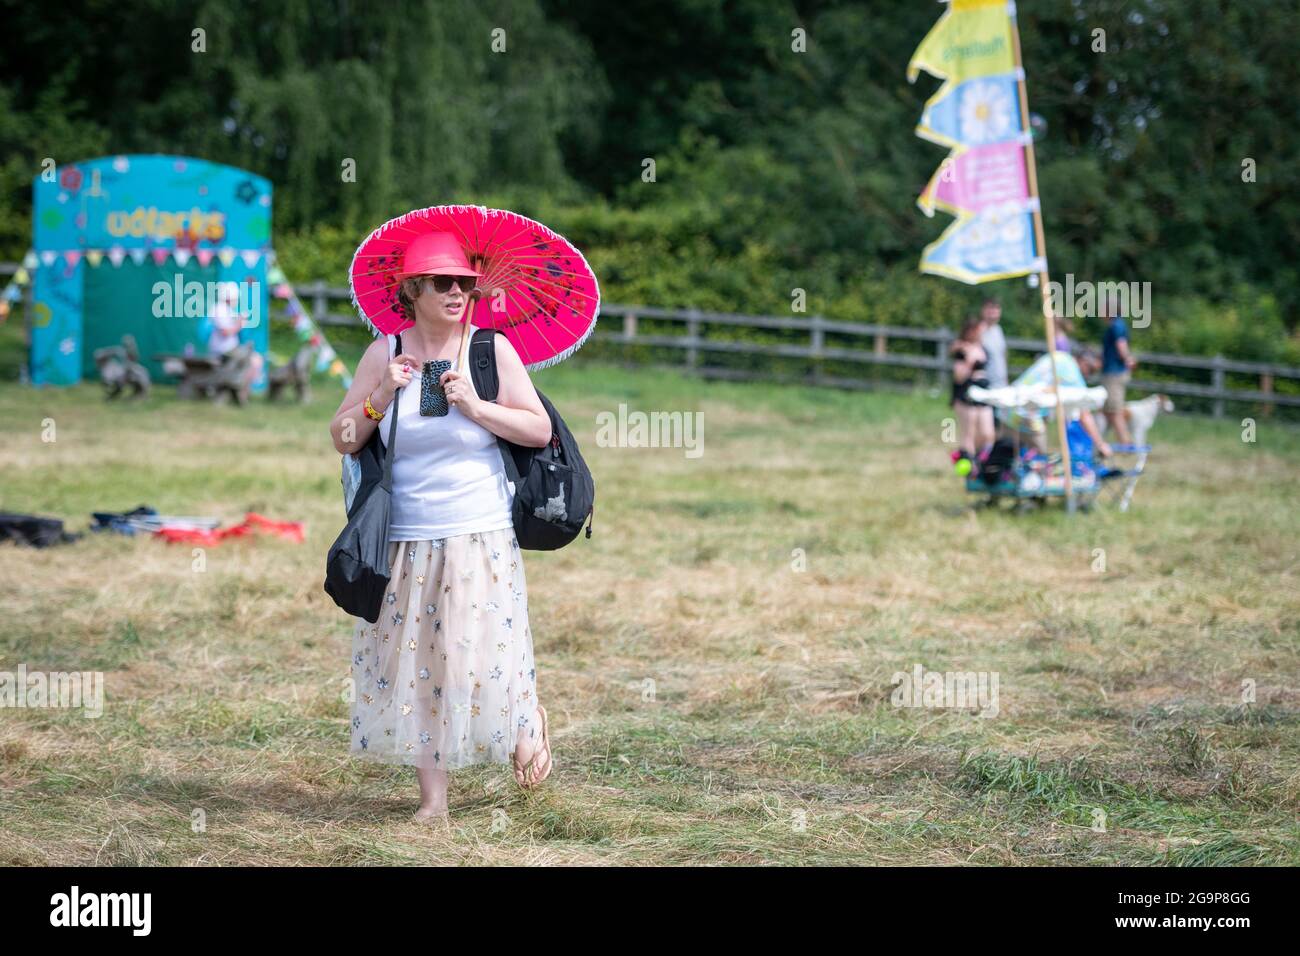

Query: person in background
[
  {"left": 979, "top": 297, "right": 1008, "bottom": 389},
  {"left": 1099, "top": 296, "right": 1136, "bottom": 443},
  {"left": 1074, "top": 347, "right": 1114, "bottom": 458},
  {"left": 1054, "top": 315, "right": 1074, "bottom": 353},
  {"left": 207, "top": 281, "right": 265, "bottom": 389},
  {"left": 951, "top": 314, "right": 995, "bottom": 458}
]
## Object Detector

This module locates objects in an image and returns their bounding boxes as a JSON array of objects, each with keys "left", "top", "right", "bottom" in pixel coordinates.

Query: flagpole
[{"left": 1008, "top": 2, "right": 1074, "bottom": 508}]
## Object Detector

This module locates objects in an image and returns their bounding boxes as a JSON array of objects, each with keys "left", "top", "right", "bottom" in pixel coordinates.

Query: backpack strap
[
  {"left": 382, "top": 333, "right": 403, "bottom": 489},
  {"left": 469, "top": 327, "right": 501, "bottom": 402},
  {"left": 468, "top": 328, "right": 525, "bottom": 487}
]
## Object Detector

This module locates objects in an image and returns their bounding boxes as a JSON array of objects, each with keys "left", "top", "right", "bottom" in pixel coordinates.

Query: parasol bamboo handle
[{"left": 455, "top": 288, "right": 484, "bottom": 374}]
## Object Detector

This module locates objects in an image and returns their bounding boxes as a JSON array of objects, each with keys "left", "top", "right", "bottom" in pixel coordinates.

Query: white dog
[{"left": 1112, "top": 393, "right": 1173, "bottom": 446}]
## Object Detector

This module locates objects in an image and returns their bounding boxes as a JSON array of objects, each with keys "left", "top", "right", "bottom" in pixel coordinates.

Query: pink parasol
[{"left": 349, "top": 205, "right": 600, "bottom": 371}]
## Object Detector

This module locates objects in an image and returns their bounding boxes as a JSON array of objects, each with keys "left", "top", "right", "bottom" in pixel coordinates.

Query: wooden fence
[
  {"left": 4, "top": 265, "right": 1298, "bottom": 417},
  {"left": 283, "top": 281, "right": 1300, "bottom": 417}
]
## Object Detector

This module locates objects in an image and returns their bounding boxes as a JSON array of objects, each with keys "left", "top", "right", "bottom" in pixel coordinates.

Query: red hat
[{"left": 396, "top": 231, "right": 481, "bottom": 279}]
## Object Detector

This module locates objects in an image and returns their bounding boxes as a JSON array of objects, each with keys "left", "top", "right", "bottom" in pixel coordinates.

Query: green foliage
[{"left": 1, "top": 0, "right": 1297, "bottom": 364}]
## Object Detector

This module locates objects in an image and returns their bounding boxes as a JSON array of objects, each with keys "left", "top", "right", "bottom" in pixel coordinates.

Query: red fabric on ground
[{"left": 154, "top": 512, "right": 304, "bottom": 546}]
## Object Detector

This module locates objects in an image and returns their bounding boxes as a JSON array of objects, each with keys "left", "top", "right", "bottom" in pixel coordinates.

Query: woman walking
[{"left": 329, "top": 231, "right": 554, "bottom": 825}]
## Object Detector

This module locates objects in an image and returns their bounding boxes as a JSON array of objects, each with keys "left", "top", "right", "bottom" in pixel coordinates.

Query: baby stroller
[{"left": 961, "top": 375, "right": 1150, "bottom": 512}]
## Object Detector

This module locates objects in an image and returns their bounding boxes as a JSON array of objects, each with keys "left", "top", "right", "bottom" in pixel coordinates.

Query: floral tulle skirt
[{"left": 349, "top": 527, "right": 540, "bottom": 771}]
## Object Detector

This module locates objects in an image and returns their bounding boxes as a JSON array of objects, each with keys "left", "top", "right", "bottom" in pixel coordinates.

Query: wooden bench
[{"left": 155, "top": 345, "right": 255, "bottom": 405}]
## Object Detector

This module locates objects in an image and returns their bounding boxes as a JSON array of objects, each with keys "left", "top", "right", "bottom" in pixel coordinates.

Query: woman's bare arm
[
  {"left": 443, "top": 335, "right": 551, "bottom": 447},
  {"left": 329, "top": 339, "right": 414, "bottom": 455}
]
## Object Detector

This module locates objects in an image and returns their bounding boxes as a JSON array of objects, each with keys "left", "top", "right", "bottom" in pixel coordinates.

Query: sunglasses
[{"left": 422, "top": 274, "right": 478, "bottom": 294}]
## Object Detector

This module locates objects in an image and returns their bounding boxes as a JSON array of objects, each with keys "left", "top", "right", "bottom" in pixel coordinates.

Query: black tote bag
[{"left": 324, "top": 336, "right": 402, "bottom": 623}]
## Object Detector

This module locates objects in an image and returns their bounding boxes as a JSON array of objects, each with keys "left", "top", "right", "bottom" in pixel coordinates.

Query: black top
[{"left": 951, "top": 346, "right": 990, "bottom": 406}]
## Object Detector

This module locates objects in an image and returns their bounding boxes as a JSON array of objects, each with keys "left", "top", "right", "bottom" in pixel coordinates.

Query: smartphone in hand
[{"left": 419, "top": 359, "right": 453, "bottom": 416}]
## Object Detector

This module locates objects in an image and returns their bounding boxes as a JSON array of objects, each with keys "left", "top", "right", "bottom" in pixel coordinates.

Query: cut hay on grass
[{"left": 1, "top": 348, "right": 1297, "bottom": 866}]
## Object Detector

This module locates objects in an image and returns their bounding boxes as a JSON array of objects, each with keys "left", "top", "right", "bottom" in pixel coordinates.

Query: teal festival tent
[{"left": 29, "top": 154, "right": 273, "bottom": 388}]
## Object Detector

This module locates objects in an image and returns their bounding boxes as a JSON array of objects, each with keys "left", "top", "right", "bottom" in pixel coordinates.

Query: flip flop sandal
[{"left": 513, "top": 705, "right": 552, "bottom": 789}]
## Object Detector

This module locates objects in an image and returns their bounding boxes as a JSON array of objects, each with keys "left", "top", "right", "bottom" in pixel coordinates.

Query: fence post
[
  {"left": 1260, "top": 371, "right": 1274, "bottom": 417},
  {"left": 872, "top": 330, "right": 887, "bottom": 390},
  {"left": 622, "top": 311, "right": 637, "bottom": 341},
  {"left": 935, "top": 329, "right": 952, "bottom": 391},
  {"left": 686, "top": 310, "right": 700, "bottom": 371},
  {"left": 311, "top": 281, "right": 327, "bottom": 327},
  {"left": 1211, "top": 353, "right": 1225, "bottom": 419},
  {"left": 810, "top": 313, "right": 824, "bottom": 385}
]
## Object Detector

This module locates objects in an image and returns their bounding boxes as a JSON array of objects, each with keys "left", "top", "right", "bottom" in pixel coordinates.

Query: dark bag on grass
[
  {"left": 468, "top": 328, "right": 595, "bottom": 550},
  {"left": 979, "top": 438, "right": 1018, "bottom": 487},
  {"left": 0, "top": 512, "right": 80, "bottom": 548},
  {"left": 324, "top": 334, "right": 403, "bottom": 622}
]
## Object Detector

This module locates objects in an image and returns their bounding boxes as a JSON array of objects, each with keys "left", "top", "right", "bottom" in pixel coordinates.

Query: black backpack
[{"left": 468, "top": 328, "right": 595, "bottom": 550}]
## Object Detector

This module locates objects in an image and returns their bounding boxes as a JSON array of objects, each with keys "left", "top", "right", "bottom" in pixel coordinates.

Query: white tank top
[{"left": 379, "top": 330, "right": 515, "bottom": 542}]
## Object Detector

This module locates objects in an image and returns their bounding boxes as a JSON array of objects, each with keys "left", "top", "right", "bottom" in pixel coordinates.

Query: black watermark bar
[{"left": 0, "top": 866, "right": 1282, "bottom": 940}]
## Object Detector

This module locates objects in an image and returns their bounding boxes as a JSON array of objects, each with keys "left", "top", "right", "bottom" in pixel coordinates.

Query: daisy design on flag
[{"left": 959, "top": 80, "right": 1015, "bottom": 145}]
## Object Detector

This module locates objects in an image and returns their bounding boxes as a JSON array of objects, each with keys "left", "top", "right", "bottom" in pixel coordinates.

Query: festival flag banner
[
  {"left": 907, "top": 0, "right": 1016, "bottom": 92},
  {"left": 908, "top": 0, "right": 1038, "bottom": 283},
  {"left": 107, "top": 246, "right": 126, "bottom": 267},
  {"left": 915, "top": 73, "right": 1023, "bottom": 152},
  {"left": 85, "top": 250, "right": 104, "bottom": 268},
  {"left": 916, "top": 201, "right": 1043, "bottom": 285},
  {"left": 918, "top": 140, "right": 1030, "bottom": 218},
  {"left": 910, "top": 11, "right": 1020, "bottom": 155}
]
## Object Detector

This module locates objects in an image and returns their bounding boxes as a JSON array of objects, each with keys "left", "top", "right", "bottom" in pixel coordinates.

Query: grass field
[{"left": 1, "top": 328, "right": 1298, "bottom": 865}]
